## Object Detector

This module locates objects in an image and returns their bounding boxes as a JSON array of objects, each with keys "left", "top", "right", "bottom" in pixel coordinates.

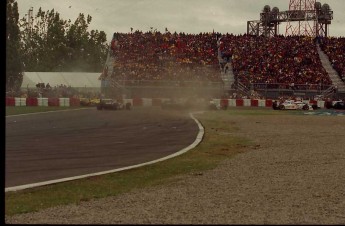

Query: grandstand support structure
[
  {"left": 221, "top": 63, "right": 235, "bottom": 91},
  {"left": 100, "top": 45, "right": 124, "bottom": 98},
  {"left": 247, "top": 1, "right": 333, "bottom": 37},
  {"left": 316, "top": 44, "right": 345, "bottom": 92}
]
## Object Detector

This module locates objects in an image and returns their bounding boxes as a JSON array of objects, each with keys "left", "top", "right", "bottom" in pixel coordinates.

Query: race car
[
  {"left": 333, "top": 101, "right": 345, "bottom": 110},
  {"left": 325, "top": 100, "right": 345, "bottom": 110},
  {"left": 96, "top": 99, "right": 131, "bottom": 110},
  {"left": 275, "top": 100, "right": 316, "bottom": 110}
]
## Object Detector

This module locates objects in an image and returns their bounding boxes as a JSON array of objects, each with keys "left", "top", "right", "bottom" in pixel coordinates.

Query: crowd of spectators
[
  {"left": 319, "top": 37, "right": 345, "bottom": 82},
  {"left": 103, "top": 31, "right": 342, "bottom": 92},
  {"left": 218, "top": 34, "right": 332, "bottom": 89},
  {"left": 101, "top": 31, "right": 222, "bottom": 84}
]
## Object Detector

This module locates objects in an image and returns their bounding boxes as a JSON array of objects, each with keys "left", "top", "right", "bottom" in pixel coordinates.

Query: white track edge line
[{"left": 5, "top": 111, "right": 205, "bottom": 192}]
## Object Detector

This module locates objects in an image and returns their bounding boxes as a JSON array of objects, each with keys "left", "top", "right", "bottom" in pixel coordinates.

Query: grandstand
[
  {"left": 97, "top": 0, "right": 344, "bottom": 101},
  {"left": 100, "top": 32, "right": 345, "bottom": 100}
]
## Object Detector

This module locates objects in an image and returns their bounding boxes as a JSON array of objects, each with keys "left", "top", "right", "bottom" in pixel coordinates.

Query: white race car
[{"left": 277, "top": 100, "right": 314, "bottom": 110}]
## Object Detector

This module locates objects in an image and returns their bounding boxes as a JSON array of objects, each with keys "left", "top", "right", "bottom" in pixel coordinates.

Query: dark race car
[
  {"left": 97, "top": 99, "right": 131, "bottom": 110},
  {"left": 332, "top": 101, "right": 345, "bottom": 110}
]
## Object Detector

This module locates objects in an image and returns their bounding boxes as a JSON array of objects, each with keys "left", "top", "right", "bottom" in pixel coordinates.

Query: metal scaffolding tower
[{"left": 247, "top": 1, "right": 333, "bottom": 37}]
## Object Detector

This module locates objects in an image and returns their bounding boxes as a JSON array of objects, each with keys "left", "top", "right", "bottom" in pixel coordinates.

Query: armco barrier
[
  {"left": 48, "top": 98, "right": 59, "bottom": 106},
  {"left": 6, "top": 97, "right": 15, "bottom": 106},
  {"left": 26, "top": 97, "right": 38, "bottom": 106}
]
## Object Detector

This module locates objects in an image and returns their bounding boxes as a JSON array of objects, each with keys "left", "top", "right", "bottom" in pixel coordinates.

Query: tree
[
  {"left": 20, "top": 7, "right": 108, "bottom": 72},
  {"left": 6, "top": 0, "right": 23, "bottom": 92}
]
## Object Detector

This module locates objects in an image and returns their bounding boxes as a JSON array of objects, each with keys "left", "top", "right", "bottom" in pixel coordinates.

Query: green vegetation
[
  {"left": 6, "top": 0, "right": 108, "bottom": 93},
  {"left": 5, "top": 109, "right": 266, "bottom": 216}
]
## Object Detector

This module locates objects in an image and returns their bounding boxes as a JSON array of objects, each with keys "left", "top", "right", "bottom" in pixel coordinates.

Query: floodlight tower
[{"left": 285, "top": 0, "right": 316, "bottom": 36}]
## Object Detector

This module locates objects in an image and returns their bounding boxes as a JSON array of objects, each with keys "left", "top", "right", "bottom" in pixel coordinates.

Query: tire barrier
[
  {"left": 6, "top": 97, "right": 15, "bottom": 106},
  {"left": 132, "top": 97, "right": 143, "bottom": 106},
  {"left": 59, "top": 98, "right": 70, "bottom": 107},
  {"left": 69, "top": 98, "right": 80, "bottom": 106},
  {"left": 152, "top": 98, "right": 162, "bottom": 106},
  {"left": 15, "top": 98, "right": 26, "bottom": 106},
  {"left": 251, "top": 99, "right": 259, "bottom": 107},
  {"left": 48, "top": 98, "right": 59, "bottom": 106},
  {"left": 5, "top": 97, "right": 331, "bottom": 109},
  {"left": 38, "top": 98, "right": 49, "bottom": 106},
  {"left": 26, "top": 97, "right": 38, "bottom": 106}
]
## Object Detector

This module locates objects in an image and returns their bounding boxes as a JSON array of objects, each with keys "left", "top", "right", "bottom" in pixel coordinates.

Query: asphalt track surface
[{"left": 5, "top": 107, "right": 199, "bottom": 188}]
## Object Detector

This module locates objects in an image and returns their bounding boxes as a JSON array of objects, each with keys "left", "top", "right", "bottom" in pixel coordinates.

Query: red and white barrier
[
  {"left": 38, "top": 98, "right": 49, "bottom": 106},
  {"left": 5, "top": 97, "right": 330, "bottom": 109}
]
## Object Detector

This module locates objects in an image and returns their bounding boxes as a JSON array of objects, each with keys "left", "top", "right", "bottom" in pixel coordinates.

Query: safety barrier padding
[
  {"left": 228, "top": 99, "right": 236, "bottom": 107},
  {"left": 152, "top": 98, "right": 162, "bottom": 106},
  {"left": 15, "top": 98, "right": 27, "bottom": 106},
  {"left": 132, "top": 97, "right": 143, "bottom": 106},
  {"left": 236, "top": 99, "right": 244, "bottom": 107},
  {"left": 142, "top": 98, "right": 153, "bottom": 107},
  {"left": 243, "top": 99, "right": 251, "bottom": 107},
  {"left": 48, "top": 98, "right": 59, "bottom": 106},
  {"left": 213, "top": 99, "right": 221, "bottom": 107},
  {"left": 251, "top": 99, "right": 259, "bottom": 107},
  {"left": 258, "top": 99, "right": 266, "bottom": 107},
  {"left": 59, "top": 98, "right": 70, "bottom": 107},
  {"left": 265, "top": 99, "right": 273, "bottom": 107},
  {"left": 26, "top": 98, "right": 38, "bottom": 106},
  {"left": 69, "top": 98, "right": 80, "bottom": 106},
  {"left": 220, "top": 99, "right": 229, "bottom": 108},
  {"left": 6, "top": 97, "right": 15, "bottom": 106},
  {"left": 37, "top": 98, "right": 49, "bottom": 106}
]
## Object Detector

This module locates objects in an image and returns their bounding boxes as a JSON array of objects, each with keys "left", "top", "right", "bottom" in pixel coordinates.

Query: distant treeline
[{"left": 6, "top": 0, "right": 109, "bottom": 91}]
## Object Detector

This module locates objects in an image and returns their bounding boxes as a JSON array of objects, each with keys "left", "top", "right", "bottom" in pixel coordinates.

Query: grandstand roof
[{"left": 21, "top": 72, "right": 101, "bottom": 88}]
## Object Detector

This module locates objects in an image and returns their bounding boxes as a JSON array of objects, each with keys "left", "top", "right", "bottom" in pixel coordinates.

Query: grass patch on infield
[{"left": 5, "top": 108, "right": 279, "bottom": 216}]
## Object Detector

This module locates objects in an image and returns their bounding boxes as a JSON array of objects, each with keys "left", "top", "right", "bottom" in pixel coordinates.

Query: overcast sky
[{"left": 16, "top": 0, "right": 344, "bottom": 42}]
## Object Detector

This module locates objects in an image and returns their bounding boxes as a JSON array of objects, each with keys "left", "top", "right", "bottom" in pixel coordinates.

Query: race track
[{"left": 5, "top": 107, "right": 199, "bottom": 188}]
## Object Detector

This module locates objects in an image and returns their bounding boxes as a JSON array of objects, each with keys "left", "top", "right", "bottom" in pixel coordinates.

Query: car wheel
[
  {"left": 126, "top": 102, "right": 132, "bottom": 110},
  {"left": 312, "top": 104, "right": 318, "bottom": 110},
  {"left": 302, "top": 104, "right": 309, "bottom": 110},
  {"left": 279, "top": 105, "right": 285, "bottom": 110}
]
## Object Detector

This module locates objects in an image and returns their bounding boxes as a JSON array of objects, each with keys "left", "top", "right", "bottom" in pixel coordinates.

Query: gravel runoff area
[{"left": 6, "top": 112, "right": 345, "bottom": 224}]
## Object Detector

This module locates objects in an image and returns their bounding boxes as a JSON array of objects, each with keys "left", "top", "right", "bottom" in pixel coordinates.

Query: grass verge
[{"left": 5, "top": 108, "right": 281, "bottom": 216}]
